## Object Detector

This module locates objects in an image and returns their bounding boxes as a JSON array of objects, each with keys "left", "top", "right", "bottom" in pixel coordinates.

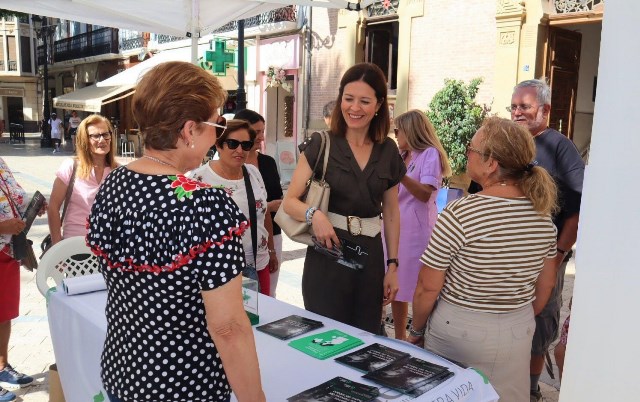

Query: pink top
[{"left": 56, "top": 158, "right": 113, "bottom": 238}]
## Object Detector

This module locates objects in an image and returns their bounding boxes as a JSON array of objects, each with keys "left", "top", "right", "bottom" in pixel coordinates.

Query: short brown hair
[
  {"left": 479, "top": 117, "right": 558, "bottom": 215},
  {"left": 132, "top": 61, "right": 227, "bottom": 150},
  {"left": 216, "top": 119, "right": 256, "bottom": 147},
  {"left": 330, "top": 63, "right": 389, "bottom": 144}
]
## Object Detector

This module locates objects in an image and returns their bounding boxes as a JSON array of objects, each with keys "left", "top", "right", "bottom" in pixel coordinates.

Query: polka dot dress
[{"left": 87, "top": 167, "right": 248, "bottom": 401}]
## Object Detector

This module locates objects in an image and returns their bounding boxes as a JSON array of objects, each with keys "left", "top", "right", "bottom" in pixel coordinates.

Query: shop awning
[
  {"left": 98, "top": 47, "right": 238, "bottom": 91},
  {"left": 53, "top": 84, "right": 135, "bottom": 113}
]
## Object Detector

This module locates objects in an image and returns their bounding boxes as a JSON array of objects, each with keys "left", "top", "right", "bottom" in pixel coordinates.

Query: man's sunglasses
[
  {"left": 201, "top": 116, "right": 227, "bottom": 137},
  {"left": 221, "top": 139, "right": 254, "bottom": 151}
]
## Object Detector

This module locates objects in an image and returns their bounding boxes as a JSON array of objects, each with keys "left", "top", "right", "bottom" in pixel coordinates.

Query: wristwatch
[
  {"left": 409, "top": 325, "right": 425, "bottom": 338},
  {"left": 386, "top": 258, "right": 399, "bottom": 267},
  {"left": 557, "top": 247, "right": 569, "bottom": 258}
]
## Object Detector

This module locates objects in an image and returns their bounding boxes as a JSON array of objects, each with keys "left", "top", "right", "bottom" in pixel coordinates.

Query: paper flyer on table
[{"left": 62, "top": 274, "right": 106, "bottom": 296}]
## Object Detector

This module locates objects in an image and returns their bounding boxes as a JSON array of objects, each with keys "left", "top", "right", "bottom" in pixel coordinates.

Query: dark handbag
[
  {"left": 274, "top": 131, "right": 330, "bottom": 246},
  {"left": 41, "top": 161, "right": 77, "bottom": 256},
  {"left": 0, "top": 176, "right": 38, "bottom": 271}
]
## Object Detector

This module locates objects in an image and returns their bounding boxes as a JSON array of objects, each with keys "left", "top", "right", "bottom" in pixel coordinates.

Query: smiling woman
[
  {"left": 283, "top": 63, "right": 406, "bottom": 334},
  {"left": 46, "top": 114, "right": 118, "bottom": 246}
]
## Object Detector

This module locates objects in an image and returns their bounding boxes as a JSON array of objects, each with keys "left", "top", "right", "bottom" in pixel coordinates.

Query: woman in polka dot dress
[{"left": 86, "top": 62, "right": 265, "bottom": 402}]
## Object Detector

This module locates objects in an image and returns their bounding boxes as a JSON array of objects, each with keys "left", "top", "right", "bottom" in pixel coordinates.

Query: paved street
[{"left": 1, "top": 134, "right": 570, "bottom": 401}]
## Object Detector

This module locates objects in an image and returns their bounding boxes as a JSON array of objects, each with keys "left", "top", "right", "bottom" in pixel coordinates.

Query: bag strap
[
  {"left": 319, "top": 131, "right": 330, "bottom": 181},
  {"left": 308, "top": 131, "right": 326, "bottom": 176},
  {"left": 242, "top": 165, "right": 258, "bottom": 268},
  {"left": 309, "top": 131, "right": 330, "bottom": 182},
  {"left": 60, "top": 160, "right": 77, "bottom": 223},
  {"left": 0, "top": 174, "right": 21, "bottom": 218}
]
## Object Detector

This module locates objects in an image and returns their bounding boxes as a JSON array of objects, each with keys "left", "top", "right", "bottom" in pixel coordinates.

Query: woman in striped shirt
[{"left": 408, "top": 117, "right": 558, "bottom": 402}]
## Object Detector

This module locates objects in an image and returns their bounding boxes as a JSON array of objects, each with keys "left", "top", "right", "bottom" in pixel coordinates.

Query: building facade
[
  {"left": 0, "top": 15, "right": 39, "bottom": 132},
  {"left": 306, "top": 0, "right": 603, "bottom": 159}
]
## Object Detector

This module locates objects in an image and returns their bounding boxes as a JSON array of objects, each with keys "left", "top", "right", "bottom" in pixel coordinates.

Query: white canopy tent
[{"left": 0, "top": 0, "right": 373, "bottom": 62}]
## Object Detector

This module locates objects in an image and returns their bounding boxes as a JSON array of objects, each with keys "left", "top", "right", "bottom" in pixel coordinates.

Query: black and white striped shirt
[{"left": 420, "top": 195, "right": 557, "bottom": 313}]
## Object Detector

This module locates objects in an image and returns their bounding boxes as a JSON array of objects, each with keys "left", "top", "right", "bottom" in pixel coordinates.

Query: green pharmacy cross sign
[{"left": 201, "top": 39, "right": 236, "bottom": 76}]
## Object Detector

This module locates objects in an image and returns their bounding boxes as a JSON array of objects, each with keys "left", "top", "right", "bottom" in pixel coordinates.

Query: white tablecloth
[{"left": 48, "top": 290, "right": 498, "bottom": 402}]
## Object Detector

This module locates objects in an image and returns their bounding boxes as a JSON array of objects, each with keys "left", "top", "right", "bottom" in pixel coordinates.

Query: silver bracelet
[
  {"left": 409, "top": 325, "right": 426, "bottom": 338},
  {"left": 305, "top": 207, "right": 318, "bottom": 226}
]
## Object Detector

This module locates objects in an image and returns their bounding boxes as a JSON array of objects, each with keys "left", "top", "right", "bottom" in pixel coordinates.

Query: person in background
[
  {"left": 283, "top": 63, "right": 405, "bottom": 333},
  {"left": 0, "top": 157, "right": 41, "bottom": 402},
  {"left": 509, "top": 79, "right": 584, "bottom": 402},
  {"left": 87, "top": 61, "right": 265, "bottom": 402},
  {"left": 47, "top": 114, "right": 117, "bottom": 245},
  {"left": 323, "top": 100, "right": 336, "bottom": 128},
  {"left": 191, "top": 119, "right": 276, "bottom": 296},
  {"left": 49, "top": 113, "right": 64, "bottom": 153},
  {"left": 67, "top": 111, "right": 82, "bottom": 151},
  {"left": 408, "top": 117, "right": 558, "bottom": 402},
  {"left": 234, "top": 109, "right": 283, "bottom": 297},
  {"left": 388, "top": 110, "right": 451, "bottom": 340}
]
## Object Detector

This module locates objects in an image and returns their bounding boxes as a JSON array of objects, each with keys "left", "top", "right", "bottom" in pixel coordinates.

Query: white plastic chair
[{"left": 36, "top": 236, "right": 101, "bottom": 297}]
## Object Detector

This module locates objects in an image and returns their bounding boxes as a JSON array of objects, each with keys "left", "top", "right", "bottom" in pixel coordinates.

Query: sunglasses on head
[{"left": 221, "top": 139, "right": 254, "bottom": 151}]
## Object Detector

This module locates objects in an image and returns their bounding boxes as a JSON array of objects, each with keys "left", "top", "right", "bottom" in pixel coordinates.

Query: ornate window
[
  {"left": 554, "top": 0, "right": 604, "bottom": 14},
  {"left": 367, "top": 0, "right": 399, "bottom": 18},
  {"left": 365, "top": 1, "right": 400, "bottom": 92}
]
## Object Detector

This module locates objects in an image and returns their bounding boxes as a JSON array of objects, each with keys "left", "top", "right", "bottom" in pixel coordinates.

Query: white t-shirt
[
  {"left": 68, "top": 116, "right": 82, "bottom": 130},
  {"left": 190, "top": 163, "right": 270, "bottom": 270},
  {"left": 49, "top": 118, "right": 63, "bottom": 138}
]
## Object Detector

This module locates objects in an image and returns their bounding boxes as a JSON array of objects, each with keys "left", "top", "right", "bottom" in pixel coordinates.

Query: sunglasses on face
[
  {"left": 88, "top": 132, "right": 112, "bottom": 141},
  {"left": 221, "top": 139, "right": 254, "bottom": 151},
  {"left": 201, "top": 116, "right": 227, "bottom": 137}
]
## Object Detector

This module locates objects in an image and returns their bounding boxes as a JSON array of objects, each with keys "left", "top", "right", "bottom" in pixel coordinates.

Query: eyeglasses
[
  {"left": 506, "top": 104, "right": 541, "bottom": 113},
  {"left": 221, "top": 139, "right": 254, "bottom": 151},
  {"left": 88, "top": 132, "right": 112, "bottom": 141},
  {"left": 201, "top": 116, "right": 227, "bottom": 136},
  {"left": 466, "top": 144, "right": 487, "bottom": 157}
]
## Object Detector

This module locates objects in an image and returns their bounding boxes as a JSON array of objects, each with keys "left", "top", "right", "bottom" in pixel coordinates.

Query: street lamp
[{"left": 31, "top": 15, "right": 56, "bottom": 148}]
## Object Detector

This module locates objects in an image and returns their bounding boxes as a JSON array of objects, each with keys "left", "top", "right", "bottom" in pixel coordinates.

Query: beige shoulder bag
[{"left": 274, "top": 131, "right": 330, "bottom": 246}]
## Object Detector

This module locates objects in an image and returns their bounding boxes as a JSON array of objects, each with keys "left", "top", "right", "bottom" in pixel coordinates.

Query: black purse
[{"left": 0, "top": 176, "right": 39, "bottom": 271}]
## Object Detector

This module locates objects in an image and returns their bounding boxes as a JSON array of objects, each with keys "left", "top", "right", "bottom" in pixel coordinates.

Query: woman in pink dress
[
  {"left": 391, "top": 110, "right": 450, "bottom": 340},
  {"left": 48, "top": 114, "right": 118, "bottom": 244}
]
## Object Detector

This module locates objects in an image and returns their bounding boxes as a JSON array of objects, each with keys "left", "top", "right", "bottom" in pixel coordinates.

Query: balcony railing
[
  {"left": 8, "top": 61, "right": 17, "bottom": 71},
  {"left": 554, "top": 0, "right": 603, "bottom": 13},
  {"left": 53, "top": 27, "right": 119, "bottom": 63},
  {"left": 0, "top": 60, "right": 3, "bottom": 71},
  {"left": 156, "top": 34, "right": 186, "bottom": 44},
  {"left": 213, "top": 5, "right": 297, "bottom": 33},
  {"left": 120, "top": 35, "right": 144, "bottom": 51}
]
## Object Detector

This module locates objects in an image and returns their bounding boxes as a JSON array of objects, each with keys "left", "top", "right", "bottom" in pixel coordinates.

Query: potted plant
[{"left": 426, "top": 77, "right": 490, "bottom": 191}]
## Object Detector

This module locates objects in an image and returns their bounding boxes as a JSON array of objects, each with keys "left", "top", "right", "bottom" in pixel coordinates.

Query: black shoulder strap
[{"left": 242, "top": 165, "right": 257, "bottom": 267}]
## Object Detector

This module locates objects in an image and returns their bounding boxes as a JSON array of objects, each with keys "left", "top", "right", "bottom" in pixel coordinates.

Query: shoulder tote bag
[{"left": 274, "top": 131, "right": 331, "bottom": 246}]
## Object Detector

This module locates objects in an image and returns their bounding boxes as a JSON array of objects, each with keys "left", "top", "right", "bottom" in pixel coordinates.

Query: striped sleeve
[{"left": 420, "top": 206, "right": 465, "bottom": 271}]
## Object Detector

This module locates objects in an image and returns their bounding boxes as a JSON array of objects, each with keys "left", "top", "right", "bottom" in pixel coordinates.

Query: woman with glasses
[
  {"left": 87, "top": 62, "right": 265, "bottom": 402},
  {"left": 408, "top": 117, "right": 558, "bottom": 402},
  {"left": 47, "top": 114, "right": 118, "bottom": 245},
  {"left": 234, "top": 109, "right": 282, "bottom": 296},
  {"left": 191, "top": 119, "right": 274, "bottom": 296},
  {"left": 389, "top": 110, "right": 451, "bottom": 340}
]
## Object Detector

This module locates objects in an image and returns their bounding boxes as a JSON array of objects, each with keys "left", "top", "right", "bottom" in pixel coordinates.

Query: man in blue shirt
[{"left": 510, "top": 79, "right": 585, "bottom": 401}]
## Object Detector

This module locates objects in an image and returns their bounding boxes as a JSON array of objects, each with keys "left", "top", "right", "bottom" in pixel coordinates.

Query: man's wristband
[
  {"left": 409, "top": 325, "right": 425, "bottom": 337},
  {"left": 386, "top": 258, "right": 399, "bottom": 267}
]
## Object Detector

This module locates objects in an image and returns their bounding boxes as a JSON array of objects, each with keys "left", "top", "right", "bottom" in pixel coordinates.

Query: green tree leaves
[{"left": 426, "top": 78, "right": 489, "bottom": 176}]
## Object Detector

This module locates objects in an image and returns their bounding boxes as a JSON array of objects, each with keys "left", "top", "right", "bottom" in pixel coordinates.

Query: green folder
[{"left": 288, "top": 329, "right": 364, "bottom": 360}]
